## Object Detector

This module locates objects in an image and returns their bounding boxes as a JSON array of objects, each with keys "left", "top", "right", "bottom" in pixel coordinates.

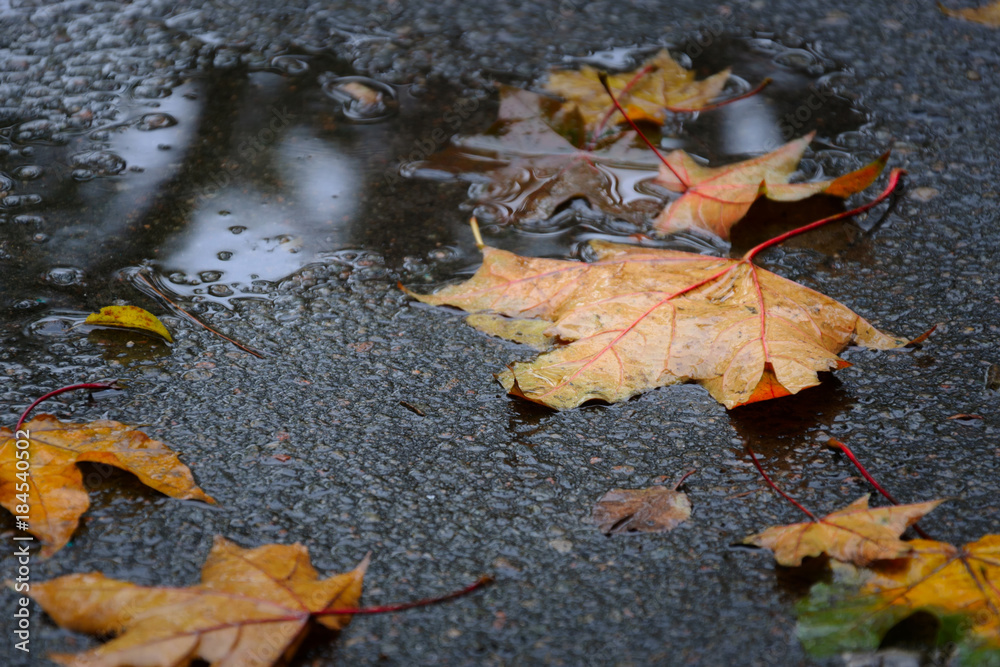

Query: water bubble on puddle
[
  {"left": 12, "top": 119, "right": 69, "bottom": 145},
  {"left": 270, "top": 55, "right": 311, "bottom": 76},
  {"left": 24, "top": 313, "right": 80, "bottom": 338},
  {"left": 2, "top": 194, "right": 43, "bottom": 207},
  {"left": 217, "top": 251, "right": 233, "bottom": 260},
  {"left": 72, "top": 168, "right": 94, "bottom": 181},
  {"left": 44, "top": 266, "right": 85, "bottom": 286},
  {"left": 136, "top": 113, "right": 178, "bottom": 131},
  {"left": 321, "top": 75, "right": 398, "bottom": 123},
  {"left": 70, "top": 150, "right": 126, "bottom": 176},
  {"left": 208, "top": 284, "right": 234, "bottom": 297},
  {"left": 426, "top": 246, "right": 464, "bottom": 262},
  {"left": 229, "top": 225, "right": 247, "bottom": 234},
  {"left": 199, "top": 270, "right": 222, "bottom": 283},
  {"left": 771, "top": 48, "right": 821, "bottom": 73},
  {"left": 130, "top": 77, "right": 180, "bottom": 100},
  {"left": 12, "top": 165, "right": 43, "bottom": 180}
]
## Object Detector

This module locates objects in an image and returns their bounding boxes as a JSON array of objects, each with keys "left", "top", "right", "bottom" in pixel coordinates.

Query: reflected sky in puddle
[{"left": 160, "top": 122, "right": 360, "bottom": 304}]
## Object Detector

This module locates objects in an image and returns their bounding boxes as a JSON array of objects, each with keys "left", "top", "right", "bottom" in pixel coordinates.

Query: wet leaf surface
[
  {"left": 407, "top": 87, "right": 664, "bottom": 226},
  {"left": 940, "top": 1, "right": 1000, "bottom": 25},
  {"left": 23, "top": 537, "right": 367, "bottom": 667},
  {"left": 406, "top": 239, "right": 913, "bottom": 410},
  {"left": 592, "top": 485, "right": 692, "bottom": 535},
  {"left": 84, "top": 305, "right": 173, "bottom": 342},
  {"left": 653, "top": 133, "right": 889, "bottom": 239},
  {"left": 544, "top": 49, "right": 731, "bottom": 136},
  {"left": 0, "top": 415, "right": 213, "bottom": 557},
  {"left": 797, "top": 535, "right": 1000, "bottom": 662},
  {"left": 743, "top": 495, "right": 944, "bottom": 566}
]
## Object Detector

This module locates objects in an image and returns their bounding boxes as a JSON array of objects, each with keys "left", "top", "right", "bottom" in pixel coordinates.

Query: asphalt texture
[{"left": 1, "top": 1, "right": 999, "bottom": 665}]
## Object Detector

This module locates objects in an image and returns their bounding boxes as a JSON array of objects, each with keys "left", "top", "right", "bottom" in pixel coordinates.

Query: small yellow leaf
[{"left": 85, "top": 305, "right": 173, "bottom": 342}]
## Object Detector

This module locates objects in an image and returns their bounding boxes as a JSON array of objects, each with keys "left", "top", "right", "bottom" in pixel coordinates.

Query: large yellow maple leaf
[{"left": 406, "top": 236, "right": 916, "bottom": 410}]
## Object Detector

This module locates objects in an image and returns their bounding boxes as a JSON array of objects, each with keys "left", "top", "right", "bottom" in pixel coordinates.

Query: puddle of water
[
  {"left": 398, "top": 37, "right": 883, "bottom": 262},
  {"left": 1, "top": 54, "right": 484, "bottom": 319},
  {"left": 1, "top": 37, "right": 883, "bottom": 351}
]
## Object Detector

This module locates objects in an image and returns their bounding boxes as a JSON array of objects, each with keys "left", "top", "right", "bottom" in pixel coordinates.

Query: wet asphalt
[{"left": 1, "top": 1, "right": 999, "bottom": 665}]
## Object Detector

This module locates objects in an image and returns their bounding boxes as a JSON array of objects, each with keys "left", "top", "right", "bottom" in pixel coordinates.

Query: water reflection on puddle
[{"left": 2, "top": 38, "right": 880, "bottom": 324}]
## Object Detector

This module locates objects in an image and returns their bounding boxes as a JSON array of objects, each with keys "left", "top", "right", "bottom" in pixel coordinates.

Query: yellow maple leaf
[
  {"left": 744, "top": 495, "right": 943, "bottom": 566},
  {"left": 0, "top": 415, "right": 213, "bottom": 557},
  {"left": 23, "top": 537, "right": 368, "bottom": 667},
  {"left": 545, "top": 49, "right": 731, "bottom": 134}
]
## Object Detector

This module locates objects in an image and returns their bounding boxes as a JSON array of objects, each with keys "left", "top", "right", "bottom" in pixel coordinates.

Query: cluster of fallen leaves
[
  {"left": 407, "top": 49, "right": 887, "bottom": 240},
  {"left": 745, "top": 497, "right": 1000, "bottom": 663},
  {"left": 405, "top": 52, "right": 915, "bottom": 411},
  {"left": 1, "top": 413, "right": 375, "bottom": 665},
  {"left": 7, "top": 43, "right": 996, "bottom": 667},
  {"left": 401, "top": 45, "right": 999, "bottom": 664}
]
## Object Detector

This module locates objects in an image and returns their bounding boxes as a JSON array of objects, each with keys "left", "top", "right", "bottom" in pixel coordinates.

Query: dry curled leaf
[
  {"left": 405, "top": 240, "right": 915, "bottom": 410},
  {"left": 940, "top": 1, "right": 1000, "bottom": 25},
  {"left": 22, "top": 536, "right": 368, "bottom": 667},
  {"left": 85, "top": 305, "right": 173, "bottom": 342},
  {"left": 654, "top": 133, "right": 889, "bottom": 239},
  {"left": 0, "top": 415, "right": 213, "bottom": 557},
  {"left": 593, "top": 485, "right": 692, "bottom": 535},
  {"left": 743, "top": 495, "right": 943, "bottom": 567},
  {"left": 406, "top": 87, "right": 664, "bottom": 226},
  {"left": 544, "top": 49, "right": 731, "bottom": 134},
  {"left": 797, "top": 535, "right": 1000, "bottom": 663}
]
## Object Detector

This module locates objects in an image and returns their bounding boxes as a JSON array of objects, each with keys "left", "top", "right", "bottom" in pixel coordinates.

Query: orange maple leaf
[
  {"left": 0, "top": 415, "right": 214, "bottom": 557},
  {"left": 405, "top": 228, "right": 917, "bottom": 410},
  {"left": 653, "top": 132, "right": 889, "bottom": 239},
  {"left": 743, "top": 495, "right": 944, "bottom": 566},
  {"left": 23, "top": 537, "right": 368, "bottom": 667}
]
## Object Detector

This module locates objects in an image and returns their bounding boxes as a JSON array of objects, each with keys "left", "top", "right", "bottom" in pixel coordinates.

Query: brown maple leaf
[
  {"left": 798, "top": 535, "right": 1000, "bottom": 660},
  {"left": 405, "top": 212, "right": 916, "bottom": 410},
  {"left": 408, "top": 86, "right": 664, "bottom": 226},
  {"left": 23, "top": 536, "right": 367, "bottom": 667},
  {"left": 653, "top": 132, "right": 890, "bottom": 239},
  {"left": 743, "top": 495, "right": 944, "bottom": 567},
  {"left": 940, "top": 1, "right": 1000, "bottom": 25},
  {"left": 0, "top": 415, "right": 214, "bottom": 557},
  {"left": 544, "top": 49, "right": 731, "bottom": 135},
  {"left": 593, "top": 485, "right": 692, "bottom": 535}
]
